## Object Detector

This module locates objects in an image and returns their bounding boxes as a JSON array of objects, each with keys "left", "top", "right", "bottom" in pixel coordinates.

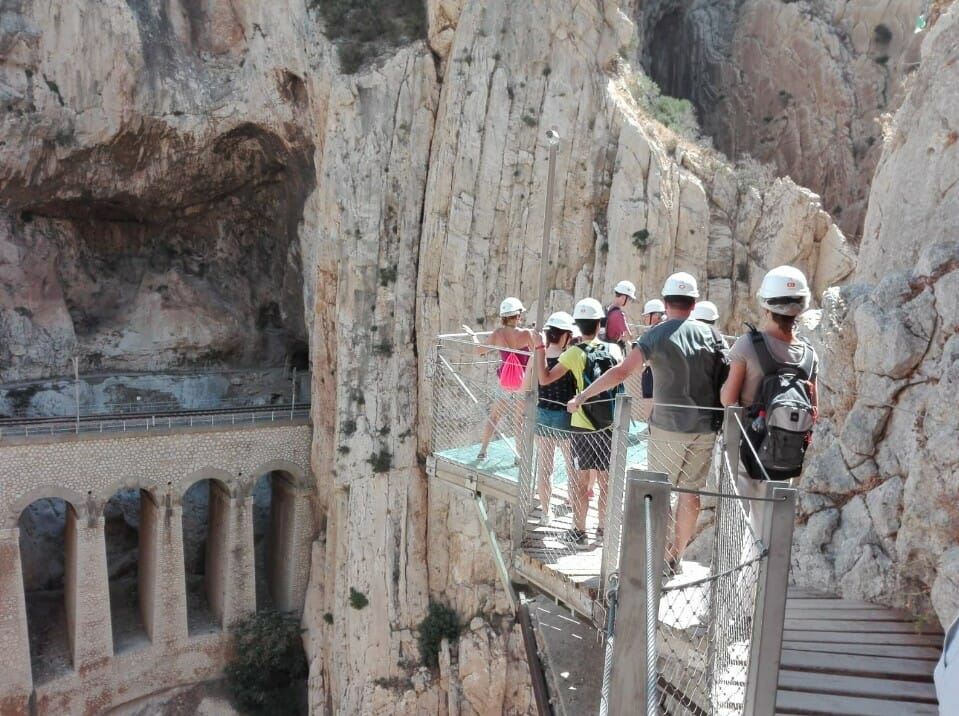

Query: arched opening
[
  {"left": 181, "top": 479, "right": 230, "bottom": 635},
  {"left": 18, "top": 498, "right": 75, "bottom": 684},
  {"left": 252, "top": 471, "right": 299, "bottom": 611},
  {"left": 103, "top": 488, "right": 148, "bottom": 652}
]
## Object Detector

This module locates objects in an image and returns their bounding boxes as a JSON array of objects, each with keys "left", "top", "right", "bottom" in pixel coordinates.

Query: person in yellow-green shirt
[{"left": 532, "top": 298, "right": 622, "bottom": 549}]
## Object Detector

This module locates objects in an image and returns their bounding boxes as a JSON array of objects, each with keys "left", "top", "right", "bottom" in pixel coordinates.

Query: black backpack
[
  {"left": 576, "top": 342, "right": 619, "bottom": 429},
  {"left": 740, "top": 325, "right": 816, "bottom": 480},
  {"left": 708, "top": 326, "right": 730, "bottom": 431}
]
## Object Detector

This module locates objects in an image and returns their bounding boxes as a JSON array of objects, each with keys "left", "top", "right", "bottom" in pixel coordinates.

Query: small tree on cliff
[{"left": 226, "top": 610, "right": 308, "bottom": 715}]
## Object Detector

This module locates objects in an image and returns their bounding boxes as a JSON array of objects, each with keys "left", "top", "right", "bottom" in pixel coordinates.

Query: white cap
[
  {"left": 643, "top": 299, "right": 666, "bottom": 315},
  {"left": 662, "top": 272, "right": 699, "bottom": 298},
  {"left": 499, "top": 297, "right": 526, "bottom": 317},
  {"left": 572, "top": 298, "right": 605, "bottom": 320},
  {"left": 544, "top": 311, "right": 576, "bottom": 333},
  {"left": 691, "top": 300, "right": 719, "bottom": 322},
  {"left": 613, "top": 280, "right": 637, "bottom": 300}
]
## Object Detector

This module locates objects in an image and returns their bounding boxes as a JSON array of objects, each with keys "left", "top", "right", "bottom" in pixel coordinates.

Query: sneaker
[
  {"left": 564, "top": 528, "right": 588, "bottom": 548},
  {"left": 539, "top": 512, "right": 552, "bottom": 528},
  {"left": 476, "top": 451, "right": 487, "bottom": 461},
  {"left": 663, "top": 558, "right": 683, "bottom": 579}
]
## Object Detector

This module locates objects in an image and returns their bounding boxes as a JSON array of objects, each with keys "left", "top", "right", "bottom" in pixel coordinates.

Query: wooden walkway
[{"left": 777, "top": 588, "right": 942, "bottom": 715}]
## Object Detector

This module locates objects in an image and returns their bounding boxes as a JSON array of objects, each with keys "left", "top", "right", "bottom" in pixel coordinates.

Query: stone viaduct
[{"left": 0, "top": 420, "right": 315, "bottom": 715}]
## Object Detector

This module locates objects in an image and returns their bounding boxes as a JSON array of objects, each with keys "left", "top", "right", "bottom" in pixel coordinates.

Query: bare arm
[
  {"left": 720, "top": 361, "right": 746, "bottom": 407},
  {"left": 567, "top": 348, "right": 643, "bottom": 412}
]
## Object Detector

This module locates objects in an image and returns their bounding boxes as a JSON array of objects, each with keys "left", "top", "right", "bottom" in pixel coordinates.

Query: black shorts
[{"left": 571, "top": 427, "right": 612, "bottom": 471}]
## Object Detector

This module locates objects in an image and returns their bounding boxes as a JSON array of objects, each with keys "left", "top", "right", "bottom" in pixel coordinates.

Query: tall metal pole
[
  {"left": 291, "top": 367, "right": 297, "bottom": 420},
  {"left": 73, "top": 356, "right": 80, "bottom": 434},
  {"left": 536, "top": 129, "right": 560, "bottom": 329}
]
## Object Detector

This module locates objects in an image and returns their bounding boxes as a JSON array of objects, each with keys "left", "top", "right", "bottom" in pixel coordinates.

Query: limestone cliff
[
  {"left": 795, "top": 5, "right": 959, "bottom": 628},
  {"left": 634, "top": 0, "right": 926, "bottom": 238},
  {"left": 3, "top": 0, "right": 953, "bottom": 713}
]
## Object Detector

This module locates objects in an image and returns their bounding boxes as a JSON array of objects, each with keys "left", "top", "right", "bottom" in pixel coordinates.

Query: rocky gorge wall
[
  {"left": 0, "top": 0, "right": 956, "bottom": 713},
  {"left": 795, "top": 5, "right": 959, "bottom": 628}
]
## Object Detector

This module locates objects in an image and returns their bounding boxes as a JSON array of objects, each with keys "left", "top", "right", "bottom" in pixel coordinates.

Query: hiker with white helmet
[
  {"left": 533, "top": 311, "right": 579, "bottom": 524},
  {"left": 466, "top": 297, "right": 537, "bottom": 461},
  {"left": 637, "top": 298, "right": 667, "bottom": 418},
  {"left": 721, "top": 266, "right": 819, "bottom": 506},
  {"left": 603, "top": 279, "right": 636, "bottom": 348},
  {"left": 691, "top": 300, "right": 720, "bottom": 325},
  {"left": 567, "top": 272, "right": 727, "bottom": 575},
  {"left": 532, "top": 298, "right": 623, "bottom": 548}
]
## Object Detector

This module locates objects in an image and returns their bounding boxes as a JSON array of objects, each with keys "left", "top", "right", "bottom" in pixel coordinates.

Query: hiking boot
[{"left": 663, "top": 558, "right": 683, "bottom": 579}]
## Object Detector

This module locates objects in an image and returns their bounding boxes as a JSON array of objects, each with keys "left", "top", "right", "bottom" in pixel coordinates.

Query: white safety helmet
[
  {"left": 499, "top": 296, "right": 526, "bottom": 317},
  {"left": 613, "top": 280, "right": 637, "bottom": 300},
  {"left": 643, "top": 299, "right": 666, "bottom": 315},
  {"left": 757, "top": 265, "right": 810, "bottom": 316},
  {"left": 661, "top": 272, "right": 700, "bottom": 298},
  {"left": 691, "top": 300, "right": 719, "bottom": 322},
  {"left": 544, "top": 311, "right": 576, "bottom": 333},
  {"left": 572, "top": 298, "right": 605, "bottom": 320}
]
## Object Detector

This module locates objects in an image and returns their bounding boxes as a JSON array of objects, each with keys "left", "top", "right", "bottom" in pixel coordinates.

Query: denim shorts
[{"left": 536, "top": 407, "right": 571, "bottom": 437}]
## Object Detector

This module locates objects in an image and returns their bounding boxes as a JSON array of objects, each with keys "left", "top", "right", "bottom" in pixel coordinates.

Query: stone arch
[
  {"left": 243, "top": 459, "right": 310, "bottom": 497},
  {"left": 17, "top": 495, "right": 80, "bottom": 684},
  {"left": 180, "top": 472, "right": 234, "bottom": 635},
  {"left": 102, "top": 486, "right": 151, "bottom": 653},
  {"left": 176, "top": 467, "right": 237, "bottom": 502},
  {"left": 250, "top": 463, "right": 312, "bottom": 612},
  {"left": 6, "top": 486, "right": 87, "bottom": 529},
  {"left": 94, "top": 478, "right": 160, "bottom": 514}
]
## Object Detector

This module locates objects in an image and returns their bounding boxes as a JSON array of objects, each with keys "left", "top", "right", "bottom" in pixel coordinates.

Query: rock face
[
  {"left": 634, "top": 0, "right": 926, "bottom": 237},
  {"left": 2, "top": 0, "right": 952, "bottom": 713},
  {"left": 795, "top": 6, "right": 959, "bottom": 628}
]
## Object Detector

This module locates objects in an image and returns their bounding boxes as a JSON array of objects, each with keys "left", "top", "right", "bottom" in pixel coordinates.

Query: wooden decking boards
[{"left": 776, "top": 588, "right": 942, "bottom": 716}]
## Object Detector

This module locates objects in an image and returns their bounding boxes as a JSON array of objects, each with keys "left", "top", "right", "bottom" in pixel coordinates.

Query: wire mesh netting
[{"left": 649, "top": 429, "right": 765, "bottom": 715}]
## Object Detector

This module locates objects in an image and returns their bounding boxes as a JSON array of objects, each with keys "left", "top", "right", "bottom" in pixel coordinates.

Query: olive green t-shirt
[{"left": 636, "top": 318, "right": 723, "bottom": 434}]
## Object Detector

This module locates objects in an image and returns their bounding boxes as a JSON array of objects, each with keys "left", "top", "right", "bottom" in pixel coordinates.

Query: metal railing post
[
  {"left": 601, "top": 393, "right": 632, "bottom": 588},
  {"left": 608, "top": 469, "right": 671, "bottom": 716},
  {"left": 743, "top": 481, "right": 797, "bottom": 716},
  {"left": 514, "top": 383, "right": 537, "bottom": 560},
  {"left": 723, "top": 405, "right": 743, "bottom": 482}
]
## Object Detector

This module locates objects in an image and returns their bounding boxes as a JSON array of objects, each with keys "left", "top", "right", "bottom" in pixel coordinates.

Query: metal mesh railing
[
  {"left": 652, "top": 429, "right": 765, "bottom": 715},
  {"left": 428, "top": 334, "right": 795, "bottom": 715}
]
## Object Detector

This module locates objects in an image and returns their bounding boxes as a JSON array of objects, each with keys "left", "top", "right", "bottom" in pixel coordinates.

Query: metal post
[
  {"left": 514, "top": 130, "right": 561, "bottom": 561},
  {"left": 291, "top": 367, "right": 297, "bottom": 421},
  {"left": 73, "top": 357, "right": 80, "bottom": 434},
  {"left": 743, "top": 481, "right": 797, "bottom": 716},
  {"left": 601, "top": 393, "right": 632, "bottom": 588},
  {"left": 723, "top": 405, "right": 743, "bottom": 482},
  {"left": 608, "top": 469, "right": 671, "bottom": 715}
]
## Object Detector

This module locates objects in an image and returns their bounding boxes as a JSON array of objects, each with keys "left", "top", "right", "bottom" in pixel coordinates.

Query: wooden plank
[
  {"left": 778, "top": 670, "right": 937, "bottom": 703},
  {"left": 786, "top": 587, "right": 836, "bottom": 598},
  {"left": 785, "top": 607, "right": 915, "bottom": 621},
  {"left": 782, "top": 629, "right": 943, "bottom": 647},
  {"left": 776, "top": 689, "right": 940, "bottom": 716},
  {"left": 780, "top": 648, "right": 935, "bottom": 680},
  {"left": 786, "top": 598, "right": 899, "bottom": 610},
  {"left": 784, "top": 618, "right": 943, "bottom": 635},
  {"left": 782, "top": 640, "right": 941, "bottom": 661}
]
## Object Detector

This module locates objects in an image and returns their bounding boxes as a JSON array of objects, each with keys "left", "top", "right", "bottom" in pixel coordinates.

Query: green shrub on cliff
[
  {"left": 226, "top": 610, "right": 308, "bottom": 715},
  {"left": 627, "top": 73, "right": 701, "bottom": 141},
  {"left": 313, "top": 0, "right": 427, "bottom": 74}
]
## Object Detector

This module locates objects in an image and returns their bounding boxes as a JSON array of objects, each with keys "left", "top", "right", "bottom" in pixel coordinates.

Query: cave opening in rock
[
  {"left": 181, "top": 478, "right": 230, "bottom": 635},
  {"left": 103, "top": 488, "right": 148, "bottom": 653},
  {"left": 1, "top": 123, "right": 315, "bottom": 383},
  {"left": 18, "top": 498, "right": 73, "bottom": 685},
  {"left": 646, "top": 10, "right": 694, "bottom": 105},
  {"left": 253, "top": 471, "right": 299, "bottom": 612}
]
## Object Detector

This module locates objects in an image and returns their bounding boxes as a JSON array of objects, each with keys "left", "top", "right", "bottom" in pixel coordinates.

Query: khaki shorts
[{"left": 647, "top": 425, "right": 715, "bottom": 491}]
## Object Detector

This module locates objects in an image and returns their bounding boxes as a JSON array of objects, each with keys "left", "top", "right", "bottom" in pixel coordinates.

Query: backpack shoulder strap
[
  {"left": 794, "top": 340, "right": 815, "bottom": 381},
  {"left": 748, "top": 325, "right": 780, "bottom": 376},
  {"left": 708, "top": 325, "right": 726, "bottom": 352}
]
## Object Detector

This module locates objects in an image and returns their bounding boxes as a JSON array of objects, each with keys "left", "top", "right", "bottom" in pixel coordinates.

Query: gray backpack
[{"left": 740, "top": 326, "right": 816, "bottom": 480}]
